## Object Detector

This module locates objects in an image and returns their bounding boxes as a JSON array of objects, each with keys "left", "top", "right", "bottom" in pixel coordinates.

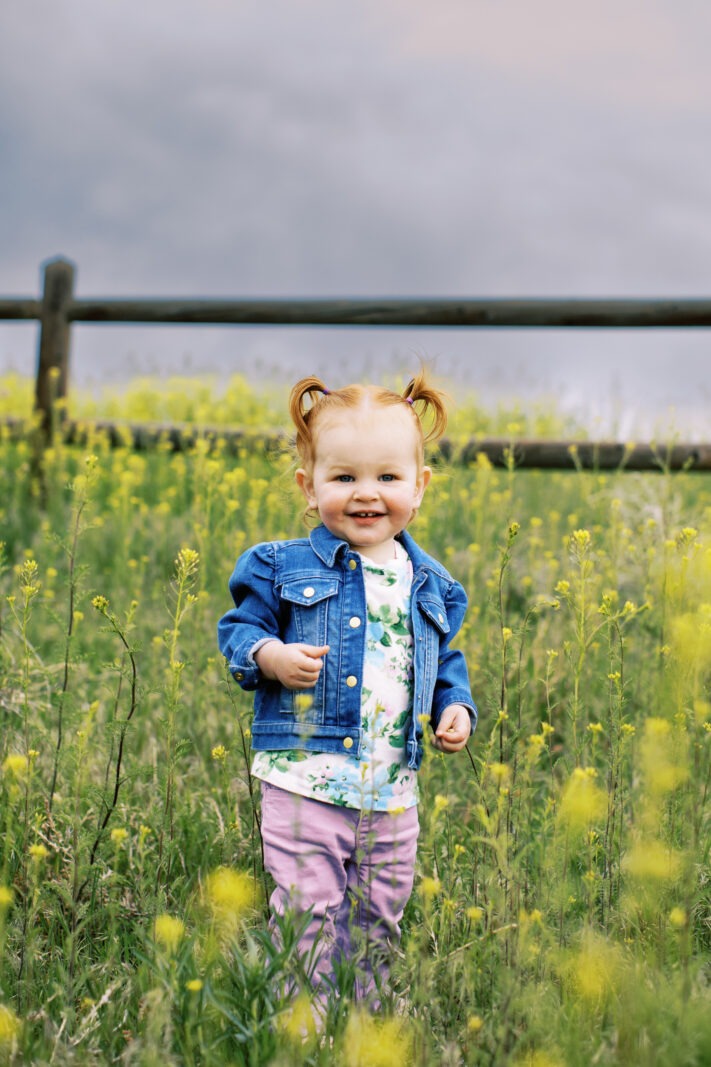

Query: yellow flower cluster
[
  {"left": 557, "top": 768, "right": 606, "bottom": 832},
  {"left": 0, "top": 1004, "right": 20, "bottom": 1046},
  {"left": 203, "top": 867, "right": 259, "bottom": 934},
  {"left": 343, "top": 1009, "right": 412, "bottom": 1067}
]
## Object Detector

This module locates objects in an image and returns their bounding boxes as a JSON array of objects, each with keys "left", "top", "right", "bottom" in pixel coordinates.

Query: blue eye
[
  {"left": 336, "top": 474, "right": 354, "bottom": 482},
  {"left": 379, "top": 474, "right": 395, "bottom": 482}
]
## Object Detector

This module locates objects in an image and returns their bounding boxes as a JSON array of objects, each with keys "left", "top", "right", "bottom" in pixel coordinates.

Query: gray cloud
[{"left": 2, "top": 0, "right": 711, "bottom": 433}]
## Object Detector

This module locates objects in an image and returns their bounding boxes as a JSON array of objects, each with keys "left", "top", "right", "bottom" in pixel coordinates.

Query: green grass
[{"left": 0, "top": 378, "right": 709, "bottom": 1065}]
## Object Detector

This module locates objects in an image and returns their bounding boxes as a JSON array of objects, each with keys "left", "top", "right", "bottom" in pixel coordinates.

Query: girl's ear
[
  {"left": 295, "top": 468, "right": 317, "bottom": 508},
  {"left": 415, "top": 465, "right": 432, "bottom": 505}
]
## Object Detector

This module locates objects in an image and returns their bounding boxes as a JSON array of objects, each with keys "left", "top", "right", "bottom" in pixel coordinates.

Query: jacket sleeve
[
  {"left": 430, "top": 579, "right": 477, "bottom": 734},
  {"left": 217, "top": 542, "right": 282, "bottom": 690}
]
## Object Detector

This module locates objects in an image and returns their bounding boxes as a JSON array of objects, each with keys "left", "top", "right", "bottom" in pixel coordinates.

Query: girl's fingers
[{"left": 302, "top": 644, "right": 329, "bottom": 660}]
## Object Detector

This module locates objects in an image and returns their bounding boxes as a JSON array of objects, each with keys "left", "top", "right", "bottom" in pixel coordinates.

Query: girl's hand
[
  {"left": 432, "top": 704, "right": 471, "bottom": 753},
  {"left": 255, "top": 641, "right": 329, "bottom": 690}
]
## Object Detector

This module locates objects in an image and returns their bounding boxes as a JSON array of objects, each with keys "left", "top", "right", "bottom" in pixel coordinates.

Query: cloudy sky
[{"left": 2, "top": 0, "right": 711, "bottom": 434}]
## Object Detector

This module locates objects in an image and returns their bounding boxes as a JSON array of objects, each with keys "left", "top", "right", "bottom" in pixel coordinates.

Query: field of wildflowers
[{"left": 0, "top": 373, "right": 709, "bottom": 1065}]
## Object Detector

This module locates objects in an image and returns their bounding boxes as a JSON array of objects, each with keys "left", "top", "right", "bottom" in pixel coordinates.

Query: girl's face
[{"left": 295, "top": 404, "right": 431, "bottom": 563}]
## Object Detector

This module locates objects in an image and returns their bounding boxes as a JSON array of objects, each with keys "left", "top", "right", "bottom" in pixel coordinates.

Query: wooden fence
[{"left": 2, "top": 256, "right": 711, "bottom": 470}]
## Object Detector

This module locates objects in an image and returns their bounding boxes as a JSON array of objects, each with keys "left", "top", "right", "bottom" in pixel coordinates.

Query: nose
[{"left": 353, "top": 479, "right": 378, "bottom": 500}]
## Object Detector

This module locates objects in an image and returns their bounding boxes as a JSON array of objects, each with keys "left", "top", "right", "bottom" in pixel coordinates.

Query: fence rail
[{"left": 2, "top": 256, "right": 711, "bottom": 470}]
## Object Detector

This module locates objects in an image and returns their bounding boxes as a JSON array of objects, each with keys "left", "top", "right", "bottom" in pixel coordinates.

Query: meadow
[{"left": 0, "top": 373, "right": 709, "bottom": 1065}]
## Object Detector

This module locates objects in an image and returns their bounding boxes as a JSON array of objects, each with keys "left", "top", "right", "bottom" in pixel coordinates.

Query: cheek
[{"left": 313, "top": 485, "right": 338, "bottom": 510}]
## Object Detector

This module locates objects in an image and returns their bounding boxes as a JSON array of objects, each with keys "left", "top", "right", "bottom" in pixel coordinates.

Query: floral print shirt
[{"left": 251, "top": 543, "right": 418, "bottom": 811}]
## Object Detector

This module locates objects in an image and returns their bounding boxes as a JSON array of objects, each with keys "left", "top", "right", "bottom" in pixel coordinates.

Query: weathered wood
[
  {"left": 35, "top": 258, "right": 76, "bottom": 435},
  {"left": 460, "top": 439, "right": 711, "bottom": 471},
  {"left": 3, "top": 413, "right": 711, "bottom": 471},
  {"left": 66, "top": 296, "right": 711, "bottom": 327},
  {"left": 2, "top": 259, "right": 711, "bottom": 467},
  {"left": 0, "top": 299, "right": 42, "bottom": 320}
]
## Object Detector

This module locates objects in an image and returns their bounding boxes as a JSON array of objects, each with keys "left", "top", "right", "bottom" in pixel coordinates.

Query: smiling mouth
[{"left": 350, "top": 511, "right": 383, "bottom": 518}]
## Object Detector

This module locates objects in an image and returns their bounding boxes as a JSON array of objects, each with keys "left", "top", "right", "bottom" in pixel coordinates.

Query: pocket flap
[
  {"left": 281, "top": 578, "right": 339, "bottom": 606},
  {"left": 418, "top": 597, "right": 450, "bottom": 634}
]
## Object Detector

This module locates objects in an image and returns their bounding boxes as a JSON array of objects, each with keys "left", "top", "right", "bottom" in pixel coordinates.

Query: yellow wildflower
[
  {"left": 0, "top": 887, "right": 13, "bottom": 911},
  {"left": 624, "top": 840, "right": 682, "bottom": 883},
  {"left": 557, "top": 768, "right": 606, "bottom": 832},
  {"left": 419, "top": 876, "right": 442, "bottom": 901},
  {"left": 0, "top": 1003, "right": 21, "bottom": 1046},
  {"left": 571, "top": 529, "right": 591, "bottom": 552},
  {"left": 563, "top": 929, "right": 624, "bottom": 1005},
  {"left": 343, "top": 1009, "right": 412, "bottom": 1067},
  {"left": 295, "top": 693, "right": 313, "bottom": 717},
  {"left": 278, "top": 993, "right": 317, "bottom": 1045},
  {"left": 467, "top": 1014, "right": 484, "bottom": 1034},
  {"left": 153, "top": 914, "right": 186, "bottom": 954},
  {"left": 489, "top": 762, "right": 510, "bottom": 785},
  {"left": 110, "top": 828, "right": 129, "bottom": 846},
  {"left": 185, "top": 979, "right": 203, "bottom": 992},
  {"left": 2, "top": 754, "right": 29, "bottom": 779},
  {"left": 513, "top": 1050, "right": 565, "bottom": 1067},
  {"left": 639, "top": 718, "right": 688, "bottom": 795},
  {"left": 211, "top": 744, "right": 228, "bottom": 762},
  {"left": 29, "top": 844, "right": 49, "bottom": 862},
  {"left": 204, "top": 867, "right": 259, "bottom": 931},
  {"left": 669, "top": 907, "right": 687, "bottom": 929},
  {"left": 670, "top": 612, "right": 711, "bottom": 673}
]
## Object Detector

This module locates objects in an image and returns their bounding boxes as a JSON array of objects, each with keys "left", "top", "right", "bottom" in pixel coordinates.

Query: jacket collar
[
  {"left": 308, "top": 524, "right": 349, "bottom": 567},
  {"left": 308, "top": 524, "right": 449, "bottom": 580}
]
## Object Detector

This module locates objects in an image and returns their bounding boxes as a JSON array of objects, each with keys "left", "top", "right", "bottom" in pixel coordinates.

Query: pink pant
[{"left": 259, "top": 781, "right": 419, "bottom": 1005}]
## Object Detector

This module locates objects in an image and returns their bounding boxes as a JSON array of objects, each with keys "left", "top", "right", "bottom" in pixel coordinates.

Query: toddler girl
[{"left": 217, "top": 370, "right": 476, "bottom": 1012}]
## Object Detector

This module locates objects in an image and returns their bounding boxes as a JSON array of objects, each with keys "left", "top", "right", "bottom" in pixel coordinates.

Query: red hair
[{"left": 288, "top": 369, "right": 449, "bottom": 471}]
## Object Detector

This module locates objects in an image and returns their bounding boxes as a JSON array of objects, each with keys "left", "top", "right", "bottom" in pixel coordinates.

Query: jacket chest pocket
[
  {"left": 280, "top": 577, "right": 339, "bottom": 647},
  {"left": 417, "top": 596, "right": 450, "bottom": 667},
  {"left": 418, "top": 596, "right": 450, "bottom": 638}
]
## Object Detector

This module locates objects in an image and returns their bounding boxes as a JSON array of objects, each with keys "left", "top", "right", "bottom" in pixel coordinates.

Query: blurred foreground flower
[
  {"left": 0, "top": 1003, "right": 21, "bottom": 1047},
  {"left": 639, "top": 717, "right": 689, "bottom": 795},
  {"left": 2, "top": 754, "right": 29, "bottom": 779},
  {"left": 277, "top": 992, "right": 318, "bottom": 1045},
  {"left": 153, "top": 914, "right": 186, "bottom": 955},
  {"left": 623, "top": 840, "right": 683, "bottom": 884},
  {"left": 343, "top": 1009, "right": 412, "bottom": 1067},
  {"left": 560, "top": 929, "right": 626, "bottom": 1006},
  {"left": 203, "top": 867, "right": 260, "bottom": 934},
  {"left": 557, "top": 768, "right": 606, "bottom": 833},
  {"left": 419, "top": 876, "right": 442, "bottom": 903},
  {"left": 513, "top": 1049, "right": 566, "bottom": 1067}
]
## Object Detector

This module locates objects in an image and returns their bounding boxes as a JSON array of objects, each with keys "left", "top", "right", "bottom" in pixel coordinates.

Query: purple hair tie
[
  {"left": 322, "top": 387, "right": 330, "bottom": 395},
  {"left": 405, "top": 396, "right": 414, "bottom": 405}
]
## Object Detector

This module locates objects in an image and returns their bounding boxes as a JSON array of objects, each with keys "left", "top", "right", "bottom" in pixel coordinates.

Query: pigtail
[
  {"left": 403, "top": 369, "right": 449, "bottom": 443},
  {"left": 289, "top": 376, "right": 330, "bottom": 463}
]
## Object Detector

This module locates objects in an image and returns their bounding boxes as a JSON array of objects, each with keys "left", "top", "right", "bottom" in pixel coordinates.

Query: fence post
[{"left": 35, "top": 257, "right": 75, "bottom": 438}]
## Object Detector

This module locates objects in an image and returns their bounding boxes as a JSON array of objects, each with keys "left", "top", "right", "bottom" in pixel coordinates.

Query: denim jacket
[{"left": 217, "top": 525, "right": 476, "bottom": 770}]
